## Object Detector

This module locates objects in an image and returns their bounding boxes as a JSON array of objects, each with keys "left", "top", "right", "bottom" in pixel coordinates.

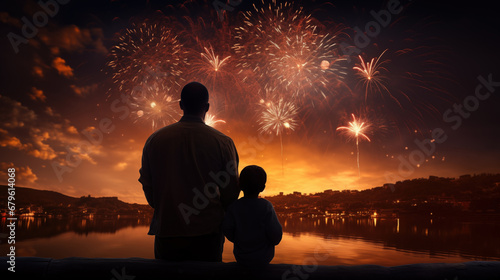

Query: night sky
[{"left": 0, "top": 0, "right": 499, "bottom": 204}]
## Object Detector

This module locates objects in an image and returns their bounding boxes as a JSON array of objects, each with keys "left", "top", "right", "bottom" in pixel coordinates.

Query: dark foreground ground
[{"left": 1, "top": 257, "right": 500, "bottom": 280}]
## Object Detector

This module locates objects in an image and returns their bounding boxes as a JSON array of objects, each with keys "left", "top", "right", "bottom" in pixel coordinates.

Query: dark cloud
[{"left": 39, "top": 25, "right": 107, "bottom": 55}]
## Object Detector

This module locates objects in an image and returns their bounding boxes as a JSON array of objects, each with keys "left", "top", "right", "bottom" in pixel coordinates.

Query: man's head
[
  {"left": 239, "top": 165, "right": 267, "bottom": 196},
  {"left": 180, "top": 82, "right": 209, "bottom": 117}
]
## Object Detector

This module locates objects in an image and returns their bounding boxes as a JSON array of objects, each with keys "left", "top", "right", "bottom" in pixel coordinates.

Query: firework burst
[
  {"left": 105, "top": 19, "right": 187, "bottom": 97},
  {"left": 353, "top": 17, "right": 456, "bottom": 134},
  {"left": 270, "top": 33, "right": 346, "bottom": 98},
  {"left": 258, "top": 97, "right": 299, "bottom": 136},
  {"left": 353, "top": 49, "right": 390, "bottom": 102},
  {"left": 178, "top": 13, "right": 249, "bottom": 114},
  {"left": 258, "top": 97, "right": 299, "bottom": 174},
  {"left": 131, "top": 81, "right": 181, "bottom": 130},
  {"left": 233, "top": 0, "right": 346, "bottom": 99},
  {"left": 189, "top": 45, "right": 233, "bottom": 96},
  {"left": 201, "top": 45, "right": 231, "bottom": 72},
  {"left": 205, "top": 113, "right": 226, "bottom": 127},
  {"left": 337, "top": 114, "right": 371, "bottom": 178}
]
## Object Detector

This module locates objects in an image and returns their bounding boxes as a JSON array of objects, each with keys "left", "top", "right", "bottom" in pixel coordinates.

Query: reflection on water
[
  {"left": 1, "top": 215, "right": 499, "bottom": 266},
  {"left": 1, "top": 216, "right": 150, "bottom": 241},
  {"left": 280, "top": 215, "right": 500, "bottom": 261}
]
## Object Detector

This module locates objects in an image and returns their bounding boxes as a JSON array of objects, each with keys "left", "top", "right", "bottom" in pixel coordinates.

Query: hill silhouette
[
  {"left": 265, "top": 173, "right": 500, "bottom": 215},
  {"left": 0, "top": 185, "right": 151, "bottom": 216},
  {"left": 0, "top": 185, "right": 78, "bottom": 206}
]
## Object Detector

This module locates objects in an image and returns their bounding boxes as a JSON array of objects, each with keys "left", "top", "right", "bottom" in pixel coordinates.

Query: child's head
[{"left": 239, "top": 165, "right": 267, "bottom": 196}]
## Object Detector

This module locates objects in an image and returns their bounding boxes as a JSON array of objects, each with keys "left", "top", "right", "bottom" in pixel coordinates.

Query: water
[{"left": 2, "top": 215, "right": 499, "bottom": 266}]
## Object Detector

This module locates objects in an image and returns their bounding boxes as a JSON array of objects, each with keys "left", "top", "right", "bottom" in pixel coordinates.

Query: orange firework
[
  {"left": 258, "top": 97, "right": 299, "bottom": 175},
  {"left": 233, "top": 0, "right": 346, "bottom": 99},
  {"left": 131, "top": 81, "right": 181, "bottom": 130},
  {"left": 105, "top": 19, "right": 187, "bottom": 97},
  {"left": 353, "top": 49, "right": 390, "bottom": 102},
  {"left": 205, "top": 113, "right": 226, "bottom": 127},
  {"left": 337, "top": 113, "right": 371, "bottom": 178}
]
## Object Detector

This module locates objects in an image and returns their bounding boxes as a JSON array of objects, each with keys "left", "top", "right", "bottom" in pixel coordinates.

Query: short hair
[
  {"left": 239, "top": 165, "right": 267, "bottom": 195},
  {"left": 180, "top": 82, "right": 209, "bottom": 114}
]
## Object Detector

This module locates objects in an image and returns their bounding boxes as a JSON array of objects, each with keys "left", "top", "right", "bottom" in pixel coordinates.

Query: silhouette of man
[{"left": 139, "top": 82, "right": 239, "bottom": 261}]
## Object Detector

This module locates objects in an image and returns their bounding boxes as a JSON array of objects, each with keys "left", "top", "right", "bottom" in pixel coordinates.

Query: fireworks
[
  {"left": 205, "top": 113, "right": 226, "bottom": 127},
  {"left": 201, "top": 46, "right": 231, "bottom": 72},
  {"left": 233, "top": 0, "right": 346, "bottom": 98},
  {"left": 353, "top": 49, "right": 390, "bottom": 102},
  {"left": 269, "top": 33, "right": 346, "bottom": 98},
  {"left": 102, "top": 1, "right": 454, "bottom": 182},
  {"left": 337, "top": 114, "right": 371, "bottom": 178},
  {"left": 105, "top": 18, "right": 190, "bottom": 131},
  {"left": 178, "top": 11, "right": 249, "bottom": 112},
  {"left": 204, "top": 95, "right": 227, "bottom": 128},
  {"left": 131, "top": 82, "right": 181, "bottom": 130},
  {"left": 258, "top": 97, "right": 299, "bottom": 136},
  {"left": 187, "top": 44, "right": 233, "bottom": 83},
  {"left": 189, "top": 45, "right": 234, "bottom": 97},
  {"left": 258, "top": 97, "right": 299, "bottom": 174},
  {"left": 106, "top": 20, "right": 187, "bottom": 96}
]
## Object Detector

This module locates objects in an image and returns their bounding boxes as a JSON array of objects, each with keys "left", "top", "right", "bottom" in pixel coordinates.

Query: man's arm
[
  {"left": 222, "top": 208, "right": 236, "bottom": 242},
  {"left": 219, "top": 138, "right": 240, "bottom": 211},
  {"left": 139, "top": 142, "right": 155, "bottom": 208}
]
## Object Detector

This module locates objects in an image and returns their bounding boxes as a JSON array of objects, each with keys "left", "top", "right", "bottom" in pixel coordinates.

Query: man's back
[{"left": 140, "top": 115, "right": 239, "bottom": 237}]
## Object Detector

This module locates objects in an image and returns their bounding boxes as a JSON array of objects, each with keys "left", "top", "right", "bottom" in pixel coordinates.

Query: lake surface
[{"left": 2, "top": 215, "right": 499, "bottom": 266}]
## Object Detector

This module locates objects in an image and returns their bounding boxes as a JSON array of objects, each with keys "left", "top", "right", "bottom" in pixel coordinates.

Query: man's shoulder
[
  {"left": 204, "top": 125, "right": 234, "bottom": 142},
  {"left": 145, "top": 121, "right": 234, "bottom": 147},
  {"left": 145, "top": 122, "right": 181, "bottom": 141}
]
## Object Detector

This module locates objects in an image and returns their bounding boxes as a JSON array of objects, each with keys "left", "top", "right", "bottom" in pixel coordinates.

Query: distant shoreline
[{"left": 2, "top": 173, "right": 500, "bottom": 218}]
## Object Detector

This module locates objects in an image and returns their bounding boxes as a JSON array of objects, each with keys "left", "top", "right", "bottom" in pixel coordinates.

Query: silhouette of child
[{"left": 222, "top": 165, "right": 283, "bottom": 267}]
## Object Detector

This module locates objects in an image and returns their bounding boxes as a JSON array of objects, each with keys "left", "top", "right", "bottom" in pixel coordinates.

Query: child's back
[
  {"left": 222, "top": 165, "right": 282, "bottom": 267},
  {"left": 224, "top": 196, "right": 282, "bottom": 266}
]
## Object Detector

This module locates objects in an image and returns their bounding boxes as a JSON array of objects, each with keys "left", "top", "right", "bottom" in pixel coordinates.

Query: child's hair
[{"left": 239, "top": 165, "right": 267, "bottom": 195}]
